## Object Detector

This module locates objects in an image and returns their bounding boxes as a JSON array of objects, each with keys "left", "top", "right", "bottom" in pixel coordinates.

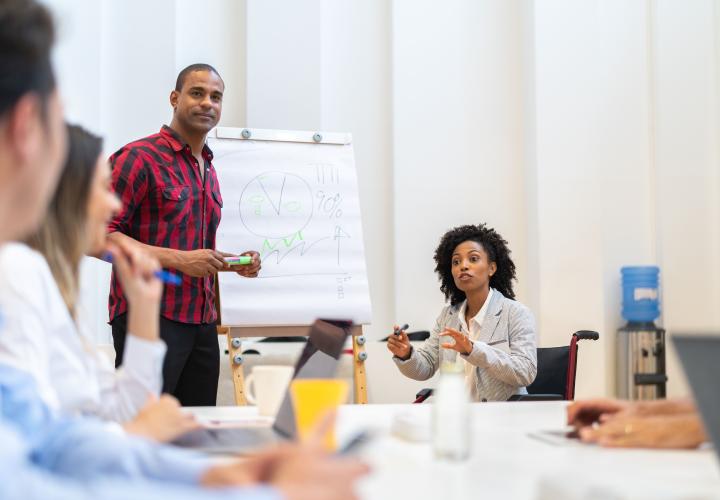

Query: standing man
[{"left": 107, "top": 64, "right": 261, "bottom": 406}]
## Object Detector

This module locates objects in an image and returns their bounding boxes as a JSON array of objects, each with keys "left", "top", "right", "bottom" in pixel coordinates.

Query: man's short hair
[
  {"left": 0, "top": 0, "right": 56, "bottom": 119},
  {"left": 175, "top": 63, "right": 223, "bottom": 92}
]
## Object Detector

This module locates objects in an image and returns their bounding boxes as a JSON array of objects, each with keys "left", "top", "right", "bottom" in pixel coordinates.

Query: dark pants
[{"left": 111, "top": 313, "right": 219, "bottom": 406}]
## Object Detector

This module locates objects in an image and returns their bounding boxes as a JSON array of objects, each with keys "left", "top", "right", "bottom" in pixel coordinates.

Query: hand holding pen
[
  {"left": 386, "top": 323, "right": 412, "bottom": 361},
  {"left": 102, "top": 241, "right": 164, "bottom": 342},
  {"left": 220, "top": 251, "right": 262, "bottom": 278},
  {"left": 102, "top": 252, "right": 181, "bottom": 285}
]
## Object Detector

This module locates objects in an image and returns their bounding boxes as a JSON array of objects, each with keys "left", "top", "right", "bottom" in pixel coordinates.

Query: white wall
[
  {"left": 245, "top": 0, "right": 394, "bottom": 343},
  {"left": 393, "top": 0, "right": 529, "bottom": 347},
  {"left": 530, "top": 0, "right": 657, "bottom": 397},
  {"left": 393, "top": 0, "right": 720, "bottom": 399},
  {"left": 536, "top": 0, "right": 720, "bottom": 398},
  {"left": 653, "top": 0, "right": 720, "bottom": 395},
  {"left": 44, "top": 0, "right": 720, "bottom": 401}
]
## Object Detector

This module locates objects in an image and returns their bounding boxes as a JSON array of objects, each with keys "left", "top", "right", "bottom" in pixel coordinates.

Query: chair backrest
[
  {"left": 526, "top": 345, "right": 571, "bottom": 398},
  {"left": 525, "top": 332, "right": 597, "bottom": 400}
]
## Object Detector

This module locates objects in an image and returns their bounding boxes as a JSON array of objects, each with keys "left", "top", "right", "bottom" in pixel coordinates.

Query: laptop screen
[
  {"left": 672, "top": 334, "right": 720, "bottom": 465},
  {"left": 272, "top": 319, "right": 352, "bottom": 438}
]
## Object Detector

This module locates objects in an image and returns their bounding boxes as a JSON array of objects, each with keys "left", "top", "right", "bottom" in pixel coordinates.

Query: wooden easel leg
[
  {"left": 226, "top": 333, "right": 248, "bottom": 405},
  {"left": 352, "top": 335, "right": 368, "bottom": 404}
]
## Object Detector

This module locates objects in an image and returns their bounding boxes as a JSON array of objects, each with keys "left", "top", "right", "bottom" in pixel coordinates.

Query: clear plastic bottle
[
  {"left": 439, "top": 335, "right": 463, "bottom": 372},
  {"left": 432, "top": 352, "right": 471, "bottom": 461}
]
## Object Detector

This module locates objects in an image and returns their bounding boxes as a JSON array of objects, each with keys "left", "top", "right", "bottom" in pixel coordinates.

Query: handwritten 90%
[{"left": 316, "top": 191, "right": 343, "bottom": 219}]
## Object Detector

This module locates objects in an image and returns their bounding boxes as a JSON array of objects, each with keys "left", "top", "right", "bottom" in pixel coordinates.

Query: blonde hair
[{"left": 26, "top": 124, "right": 101, "bottom": 317}]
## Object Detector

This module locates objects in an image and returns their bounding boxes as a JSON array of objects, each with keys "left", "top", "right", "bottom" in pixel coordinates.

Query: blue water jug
[{"left": 621, "top": 266, "right": 660, "bottom": 322}]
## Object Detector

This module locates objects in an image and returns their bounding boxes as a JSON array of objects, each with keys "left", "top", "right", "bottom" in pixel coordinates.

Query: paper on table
[
  {"left": 527, "top": 428, "right": 585, "bottom": 447},
  {"left": 195, "top": 415, "right": 274, "bottom": 429}
]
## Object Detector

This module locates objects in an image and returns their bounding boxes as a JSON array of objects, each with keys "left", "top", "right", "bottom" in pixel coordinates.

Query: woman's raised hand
[{"left": 439, "top": 327, "right": 473, "bottom": 355}]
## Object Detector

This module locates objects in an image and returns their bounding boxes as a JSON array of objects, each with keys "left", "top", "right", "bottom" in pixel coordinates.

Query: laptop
[
  {"left": 672, "top": 334, "right": 720, "bottom": 463},
  {"left": 173, "top": 318, "right": 352, "bottom": 454}
]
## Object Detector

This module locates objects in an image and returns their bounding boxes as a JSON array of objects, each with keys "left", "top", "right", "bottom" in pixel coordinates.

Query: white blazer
[{"left": 394, "top": 289, "right": 537, "bottom": 402}]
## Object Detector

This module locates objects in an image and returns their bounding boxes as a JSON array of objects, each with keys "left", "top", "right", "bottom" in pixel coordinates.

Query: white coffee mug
[{"left": 244, "top": 365, "right": 294, "bottom": 416}]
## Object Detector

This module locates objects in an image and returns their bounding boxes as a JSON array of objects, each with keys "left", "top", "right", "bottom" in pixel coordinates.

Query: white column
[
  {"left": 392, "top": 0, "right": 530, "bottom": 342},
  {"left": 653, "top": 0, "right": 720, "bottom": 397},
  {"left": 48, "top": 0, "right": 110, "bottom": 344},
  {"left": 318, "top": 0, "right": 393, "bottom": 342},
  {"left": 100, "top": 0, "right": 177, "bottom": 150},
  {"left": 245, "top": 0, "right": 393, "bottom": 342},
  {"left": 245, "top": 0, "right": 322, "bottom": 129},
  {"left": 175, "top": 0, "right": 247, "bottom": 128},
  {"left": 49, "top": 0, "right": 103, "bottom": 128},
  {"left": 531, "top": 0, "right": 656, "bottom": 397}
]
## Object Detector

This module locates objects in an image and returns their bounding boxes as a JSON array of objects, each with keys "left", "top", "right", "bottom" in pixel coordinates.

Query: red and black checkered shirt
[{"left": 107, "top": 125, "right": 223, "bottom": 325}]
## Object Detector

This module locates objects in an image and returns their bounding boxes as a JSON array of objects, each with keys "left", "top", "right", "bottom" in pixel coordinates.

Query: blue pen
[{"left": 101, "top": 252, "right": 182, "bottom": 286}]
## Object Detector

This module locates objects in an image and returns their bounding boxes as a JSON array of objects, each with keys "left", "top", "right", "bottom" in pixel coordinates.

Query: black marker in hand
[{"left": 393, "top": 324, "right": 409, "bottom": 336}]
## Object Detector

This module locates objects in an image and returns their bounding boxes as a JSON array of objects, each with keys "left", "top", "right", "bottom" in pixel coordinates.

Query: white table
[{"left": 187, "top": 402, "right": 720, "bottom": 500}]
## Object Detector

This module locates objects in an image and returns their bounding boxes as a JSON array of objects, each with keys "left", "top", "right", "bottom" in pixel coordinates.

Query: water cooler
[{"left": 616, "top": 266, "right": 667, "bottom": 400}]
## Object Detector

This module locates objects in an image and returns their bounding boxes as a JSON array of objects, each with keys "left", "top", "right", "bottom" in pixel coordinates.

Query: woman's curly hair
[{"left": 434, "top": 223, "right": 516, "bottom": 305}]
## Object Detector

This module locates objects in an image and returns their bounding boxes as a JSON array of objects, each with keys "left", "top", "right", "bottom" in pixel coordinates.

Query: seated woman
[
  {"left": 387, "top": 223, "right": 537, "bottom": 401},
  {"left": 0, "top": 124, "right": 197, "bottom": 441}
]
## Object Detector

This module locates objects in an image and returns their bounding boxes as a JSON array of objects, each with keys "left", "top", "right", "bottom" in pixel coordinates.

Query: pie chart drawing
[{"left": 239, "top": 171, "right": 314, "bottom": 239}]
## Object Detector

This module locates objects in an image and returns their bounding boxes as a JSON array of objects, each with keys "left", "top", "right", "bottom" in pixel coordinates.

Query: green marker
[{"left": 224, "top": 255, "right": 253, "bottom": 265}]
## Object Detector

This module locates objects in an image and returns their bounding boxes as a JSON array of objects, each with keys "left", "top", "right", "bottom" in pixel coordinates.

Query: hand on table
[
  {"left": 122, "top": 394, "right": 200, "bottom": 442},
  {"left": 567, "top": 397, "right": 698, "bottom": 431},
  {"left": 201, "top": 412, "right": 370, "bottom": 500},
  {"left": 567, "top": 398, "right": 634, "bottom": 430},
  {"left": 577, "top": 413, "right": 707, "bottom": 449}
]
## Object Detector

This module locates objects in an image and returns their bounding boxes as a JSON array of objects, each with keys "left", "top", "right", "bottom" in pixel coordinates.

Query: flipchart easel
[
  {"left": 210, "top": 127, "right": 370, "bottom": 405},
  {"left": 215, "top": 279, "right": 367, "bottom": 405}
]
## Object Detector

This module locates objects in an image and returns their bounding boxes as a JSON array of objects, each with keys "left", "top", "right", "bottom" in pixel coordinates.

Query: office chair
[{"left": 508, "top": 330, "right": 599, "bottom": 401}]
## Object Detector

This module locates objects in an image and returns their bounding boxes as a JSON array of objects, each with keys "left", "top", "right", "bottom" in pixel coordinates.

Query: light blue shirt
[{"left": 0, "top": 310, "right": 281, "bottom": 500}]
